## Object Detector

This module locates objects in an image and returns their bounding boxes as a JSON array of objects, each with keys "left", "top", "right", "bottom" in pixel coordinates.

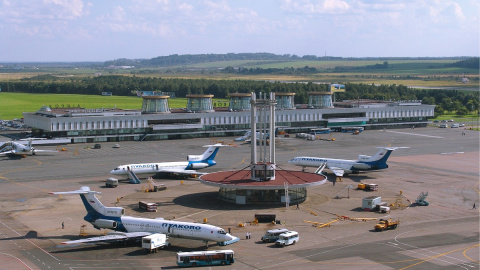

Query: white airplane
[
  {"left": 0, "top": 140, "right": 57, "bottom": 157},
  {"left": 110, "top": 143, "right": 228, "bottom": 177},
  {"left": 234, "top": 128, "right": 278, "bottom": 142},
  {"left": 234, "top": 131, "right": 252, "bottom": 142},
  {"left": 288, "top": 147, "right": 407, "bottom": 177},
  {"left": 50, "top": 186, "right": 239, "bottom": 246}
]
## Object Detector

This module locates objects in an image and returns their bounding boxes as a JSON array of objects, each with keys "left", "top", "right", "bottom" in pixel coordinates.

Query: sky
[{"left": 0, "top": 0, "right": 479, "bottom": 62}]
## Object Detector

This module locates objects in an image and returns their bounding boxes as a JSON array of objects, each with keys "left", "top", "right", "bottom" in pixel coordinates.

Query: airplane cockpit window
[
  {"left": 113, "top": 168, "right": 120, "bottom": 171},
  {"left": 218, "top": 229, "right": 226, "bottom": 234}
]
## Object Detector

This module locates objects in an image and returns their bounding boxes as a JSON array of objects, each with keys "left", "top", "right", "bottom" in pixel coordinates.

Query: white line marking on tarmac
[
  {"left": 440, "top": 152, "right": 464, "bottom": 155},
  {"left": 385, "top": 130, "right": 444, "bottom": 138}
]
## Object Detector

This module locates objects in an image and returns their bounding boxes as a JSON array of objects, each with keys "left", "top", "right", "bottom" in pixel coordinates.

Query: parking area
[{"left": 0, "top": 126, "right": 478, "bottom": 269}]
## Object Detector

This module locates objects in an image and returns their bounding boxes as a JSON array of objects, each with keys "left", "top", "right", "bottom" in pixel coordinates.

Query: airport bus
[
  {"left": 275, "top": 231, "right": 299, "bottom": 247},
  {"left": 176, "top": 250, "right": 234, "bottom": 267},
  {"left": 309, "top": 128, "right": 331, "bottom": 134}
]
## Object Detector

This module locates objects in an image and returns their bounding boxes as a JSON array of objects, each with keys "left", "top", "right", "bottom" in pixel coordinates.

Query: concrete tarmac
[{"left": 0, "top": 126, "right": 478, "bottom": 269}]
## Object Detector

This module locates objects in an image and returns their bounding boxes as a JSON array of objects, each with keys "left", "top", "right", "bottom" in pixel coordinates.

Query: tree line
[
  {"left": 103, "top": 53, "right": 477, "bottom": 68},
  {"left": 0, "top": 75, "right": 478, "bottom": 115}
]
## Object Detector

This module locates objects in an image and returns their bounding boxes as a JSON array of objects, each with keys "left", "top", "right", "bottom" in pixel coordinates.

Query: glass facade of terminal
[
  {"left": 187, "top": 97, "right": 214, "bottom": 112},
  {"left": 142, "top": 98, "right": 170, "bottom": 113},
  {"left": 275, "top": 95, "right": 295, "bottom": 110},
  {"left": 218, "top": 187, "right": 307, "bottom": 205},
  {"left": 228, "top": 97, "right": 251, "bottom": 111},
  {"left": 309, "top": 94, "right": 333, "bottom": 108}
]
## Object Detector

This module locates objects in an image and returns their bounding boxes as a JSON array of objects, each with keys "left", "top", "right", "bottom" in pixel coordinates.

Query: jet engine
[
  {"left": 187, "top": 154, "right": 202, "bottom": 162},
  {"left": 102, "top": 207, "right": 125, "bottom": 217},
  {"left": 93, "top": 219, "right": 117, "bottom": 229},
  {"left": 188, "top": 163, "right": 209, "bottom": 169},
  {"left": 358, "top": 155, "right": 371, "bottom": 161}
]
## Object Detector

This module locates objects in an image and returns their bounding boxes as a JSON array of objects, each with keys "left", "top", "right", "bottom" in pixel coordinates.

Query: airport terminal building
[{"left": 23, "top": 91, "right": 435, "bottom": 143}]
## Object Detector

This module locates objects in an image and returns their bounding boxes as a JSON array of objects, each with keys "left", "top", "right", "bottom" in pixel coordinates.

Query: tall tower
[{"left": 250, "top": 92, "right": 277, "bottom": 181}]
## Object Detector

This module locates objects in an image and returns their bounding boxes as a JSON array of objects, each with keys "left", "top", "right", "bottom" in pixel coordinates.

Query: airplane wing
[
  {"left": 62, "top": 231, "right": 152, "bottom": 245},
  {"left": 33, "top": 150, "right": 58, "bottom": 153},
  {"left": 0, "top": 150, "right": 15, "bottom": 155},
  {"left": 327, "top": 166, "right": 345, "bottom": 177}
]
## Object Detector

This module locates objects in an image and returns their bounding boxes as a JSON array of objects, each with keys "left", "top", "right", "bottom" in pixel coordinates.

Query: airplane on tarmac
[
  {"left": 0, "top": 140, "right": 58, "bottom": 157},
  {"left": 234, "top": 128, "right": 279, "bottom": 142},
  {"left": 50, "top": 186, "right": 239, "bottom": 246},
  {"left": 288, "top": 147, "right": 407, "bottom": 177},
  {"left": 110, "top": 143, "right": 228, "bottom": 178}
]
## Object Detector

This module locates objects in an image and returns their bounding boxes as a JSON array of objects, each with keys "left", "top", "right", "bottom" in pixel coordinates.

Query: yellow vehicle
[{"left": 374, "top": 219, "right": 399, "bottom": 231}]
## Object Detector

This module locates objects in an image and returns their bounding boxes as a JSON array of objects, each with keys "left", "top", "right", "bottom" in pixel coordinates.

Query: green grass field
[{"left": 0, "top": 93, "right": 228, "bottom": 120}]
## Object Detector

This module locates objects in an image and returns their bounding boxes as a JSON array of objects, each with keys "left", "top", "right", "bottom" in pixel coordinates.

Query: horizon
[
  {"left": 1, "top": 1, "right": 479, "bottom": 62},
  {"left": 0, "top": 54, "right": 476, "bottom": 65}
]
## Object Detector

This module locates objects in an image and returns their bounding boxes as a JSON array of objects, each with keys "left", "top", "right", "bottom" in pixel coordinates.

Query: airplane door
[{"left": 127, "top": 166, "right": 130, "bottom": 171}]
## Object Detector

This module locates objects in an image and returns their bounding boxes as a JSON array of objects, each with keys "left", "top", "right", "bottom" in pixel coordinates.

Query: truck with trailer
[
  {"left": 357, "top": 183, "right": 378, "bottom": 191},
  {"left": 374, "top": 219, "right": 400, "bottom": 231},
  {"left": 142, "top": 233, "right": 169, "bottom": 253}
]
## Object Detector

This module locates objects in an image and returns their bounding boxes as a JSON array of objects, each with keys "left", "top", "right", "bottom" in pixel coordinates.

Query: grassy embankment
[{"left": 0, "top": 93, "right": 229, "bottom": 120}]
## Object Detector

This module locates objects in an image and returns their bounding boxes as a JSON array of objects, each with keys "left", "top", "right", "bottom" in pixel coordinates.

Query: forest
[{"left": 0, "top": 75, "right": 478, "bottom": 116}]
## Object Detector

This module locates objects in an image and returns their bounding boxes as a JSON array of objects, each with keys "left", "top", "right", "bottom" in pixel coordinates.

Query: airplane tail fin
[
  {"left": 50, "top": 186, "right": 124, "bottom": 222},
  {"left": 200, "top": 143, "right": 223, "bottom": 161},
  {"left": 360, "top": 147, "right": 407, "bottom": 169},
  {"left": 188, "top": 143, "right": 229, "bottom": 163}
]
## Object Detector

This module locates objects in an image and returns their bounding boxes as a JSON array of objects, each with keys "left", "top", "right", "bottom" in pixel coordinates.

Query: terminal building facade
[{"left": 23, "top": 90, "right": 435, "bottom": 143}]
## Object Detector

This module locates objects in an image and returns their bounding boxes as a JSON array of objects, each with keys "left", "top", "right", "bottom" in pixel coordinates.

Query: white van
[
  {"left": 275, "top": 231, "right": 299, "bottom": 247},
  {"left": 261, "top": 228, "right": 289, "bottom": 243},
  {"left": 439, "top": 124, "right": 448, "bottom": 128},
  {"left": 451, "top": 124, "right": 459, "bottom": 128}
]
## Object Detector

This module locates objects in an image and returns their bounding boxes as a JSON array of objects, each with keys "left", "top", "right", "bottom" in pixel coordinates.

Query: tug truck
[
  {"left": 142, "top": 233, "right": 169, "bottom": 253},
  {"left": 374, "top": 219, "right": 399, "bottom": 231}
]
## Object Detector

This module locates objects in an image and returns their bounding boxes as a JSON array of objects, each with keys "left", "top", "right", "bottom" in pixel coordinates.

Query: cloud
[
  {"left": 282, "top": 0, "right": 350, "bottom": 14},
  {"left": 0, "top": 0, "right": 90, "bottom": 38},
  {"left": 43, "top": 0, "right": 87, "bottom": 19}
]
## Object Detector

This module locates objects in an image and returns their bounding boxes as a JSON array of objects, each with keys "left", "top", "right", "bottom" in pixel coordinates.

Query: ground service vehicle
[
  {"left": 142, "top": 233, "right": 169, "bottom": 253},
  {"left": 374, "top": 219, "right": 400, "bottom": 231},
  {"left": 261, "top": 228, "right": 289, "bottom": 243},
  {"left": 105, "top": 177, "right": 118, "bottom": 188},
  {"left": 357, "top": 183, "right": 378, "bottom": 191},
  {"left": 275, "top": 231, "right": 299, "bottom": 247},
  {"left": 139, "top": 201, "right": 157, "bottom": 212},
  {"left": 176, "top": 250, "right": 234, "bottom": 267},
  {"left": 93, "top": 143, "right": 101, "bottom": 149}
]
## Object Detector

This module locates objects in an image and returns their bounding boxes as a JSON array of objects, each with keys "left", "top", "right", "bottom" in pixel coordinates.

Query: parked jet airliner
[
  {"left": 50, "top": 186, "right": 239, "bottom": 246},
  {"left": 288, "top": 147, "right": 407, "bottom": 177},
  {"left": 0, "top": 140, "right": 57, "bottom": 157},
  {"left": 110, "top": 143, "right": 228, "bottom": 177}
]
